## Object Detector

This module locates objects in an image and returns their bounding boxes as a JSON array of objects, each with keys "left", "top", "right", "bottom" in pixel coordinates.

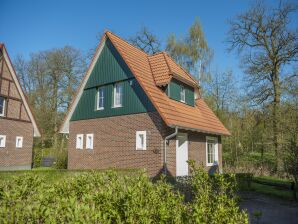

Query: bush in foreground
[{"left": 0, "top": 166, "right": 248, "bottom": 223}]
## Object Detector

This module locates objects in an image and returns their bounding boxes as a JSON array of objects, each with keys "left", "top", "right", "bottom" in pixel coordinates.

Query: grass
[
  {"left": 237, "top": 175, "right": 297, "bottom": 200},
  {"left": 250, "top": 182, "right": 295, "bottom": 200},
  {"left": 0, "top": 167, "right": 139, "bottom": 183}
]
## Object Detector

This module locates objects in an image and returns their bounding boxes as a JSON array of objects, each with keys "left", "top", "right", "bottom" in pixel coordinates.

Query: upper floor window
[
  {"left": 97, "top": 87, "right": 104, "bottom": 110},
  {"left": 113, "top": 82, "right": 123, "bottom": 108},
  {"left": 0, "top": 97, "right": 5, "bottom": 116},
  {"left": 206, "top": 136, "right": 218, "bottom": 166},
  {"left": 180, "top": 85, "right": 185, "bottom": 103}
]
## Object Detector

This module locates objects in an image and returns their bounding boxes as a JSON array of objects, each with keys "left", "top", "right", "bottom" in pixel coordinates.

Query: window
[
  {"left": 180, "top": 85, "right": 185, "bottom": 103},
  {"left": 97, "top": 87, "right": 104, "bottom": 110},
  {"left": 86, "top": 134, "right": 94, "bottom": 150},
  {"left": 76, "top": 134, "right": 84, "bottom": 149},
  {"left": 206, "top": 137, "right": 218, "bottom": 166},
  {"left": 136, "top": 131, "right": 146, "bottom": 150},
  {"left": 0, "top": 135, "right": 6, "bottom": 148},
  {"left": 113, "top": 82, "right": 123, "bottom": 107},
  {"left": 16, "top": 136, "right": 23, "bottom": 148},
  {"left": 0, "top": 97, "right": 5, "bottom": 116}
]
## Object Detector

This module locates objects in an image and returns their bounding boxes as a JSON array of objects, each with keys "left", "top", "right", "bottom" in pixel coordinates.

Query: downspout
[{"left": 164, "top": 126, "right": 178, "bottom": 175}]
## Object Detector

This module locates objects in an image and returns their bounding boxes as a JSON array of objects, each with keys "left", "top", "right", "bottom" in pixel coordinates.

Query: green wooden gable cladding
[
  {"left": 71, "top": 38, "right": 155, "bottom": 121},
  {"left": 166, "top": 79, "right": 195, "bottom": 106},
  {"left": 85, "top": 39, "right": 134, "bottom": 89}
]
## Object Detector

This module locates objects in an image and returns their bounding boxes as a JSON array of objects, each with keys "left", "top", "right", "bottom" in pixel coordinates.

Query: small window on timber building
[
  {"left": 136, "top": 131, "right": 147, "bottom": 150},
  {"left": 0, "top": 135, "right": 6, "bottom": 148},
  {"left": 0, "top": 97, "right": 5, "bottom": 116},
  {"left": 16, "top": 136, "right": 23, "bottom": 148},
  {"left": 76, "top": 134, "right": 84, "bottom": 149}
]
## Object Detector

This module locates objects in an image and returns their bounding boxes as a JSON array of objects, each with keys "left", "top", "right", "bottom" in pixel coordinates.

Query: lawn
[
  {"left": 0, "top": 168, "right": 138, "bottom": 183},
  {"left": 242, "top": 176, "right": 297, "bottom": 200}
]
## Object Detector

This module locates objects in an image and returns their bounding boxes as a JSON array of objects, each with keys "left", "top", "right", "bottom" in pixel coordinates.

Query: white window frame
[
  {"left": 86, "top": 134, "right": 94, "bottom": 150},
  {"left": 206, "top": 136, "right": 218, "bottom": 166},
  {"left": 136, "top": 131, "right": 147, "bottom": 150},
  {"left": 0, "top": 135, "right": 6, "bottom": 148},
  {"left": 113, "top": 82, "right": 123, "bottom": 108},
  {"left": 97, "top": 87, "right": 104, "bottom": 110},
  {"left": 0, "top": 97, "right": 5, "bottom": 117},
  {"left": 16, "top": 136, "right": 23, "bottom": 148},
  {"left": 180, "top": 85, "right": 185, "bottom": 103},
  {"left": 76, "top": 134, "right": 84, "bottom": 149}
]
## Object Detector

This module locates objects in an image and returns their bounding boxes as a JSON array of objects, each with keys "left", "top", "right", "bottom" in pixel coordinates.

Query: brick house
[
  {"left": 0, "top": 44, "right": 41, "bottom": 170},
  {"left": 60, "top": 31, "right": 230, "bottom": 176}
]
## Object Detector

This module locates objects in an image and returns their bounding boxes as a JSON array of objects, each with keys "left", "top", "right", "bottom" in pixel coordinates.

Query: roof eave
[{"left": 168, "top": 124, "right": 231, "bottom": 136}]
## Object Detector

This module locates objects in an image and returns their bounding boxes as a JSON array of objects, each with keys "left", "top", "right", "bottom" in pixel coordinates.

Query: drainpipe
[{"left": 164, "top": 126, "right": 178, "bottom": 175}]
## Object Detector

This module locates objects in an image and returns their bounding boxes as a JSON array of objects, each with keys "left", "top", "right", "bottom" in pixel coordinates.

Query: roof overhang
[
  {"left": 168, "top": 125, "right": 231, "bottom": 136},
  {"left": 1, "top": 45, "right": 41, "bottom": 137}
]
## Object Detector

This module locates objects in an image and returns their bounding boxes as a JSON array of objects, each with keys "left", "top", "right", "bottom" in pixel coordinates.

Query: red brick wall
[
  {"left": 68, "top": 112, "right": 222, "bottom": 177},
  {"left": 0, "top": 119, "right": 33, "bottom": 170},
  {"left": 165, "top": 131, "right": 222, "bottom": 176},
  {"left": 68, "top": 112, "right": 166, "bottom": 176}
]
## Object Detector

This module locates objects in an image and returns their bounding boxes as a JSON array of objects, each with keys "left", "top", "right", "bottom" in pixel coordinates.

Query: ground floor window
[
  {"left": 206, "top": 136, "right": 218, "bottom": 166},
  {"left": 16, "top": 136, "right": 23, "bottom": 148},
  {"left": 86, "top": 134, "right": 94, "bottom": 150},
  {"left": 136, "top": 131, "right": 146, "bottom": 150},
  {"left": 76, "top": 134, "right": 84, "bottom": 149},
  {"left": 0, "top": 135, "right": 6, "bottom": 148}
]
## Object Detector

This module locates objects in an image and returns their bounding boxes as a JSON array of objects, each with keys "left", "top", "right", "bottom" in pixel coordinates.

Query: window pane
[
  {"left": 0, "top": 97, "right": 4, "bottom": 115},
  {"left": 98, "top": 88, "right": 104, "bottom": 109},
  {"left": 114, "top": 83, "right": 123, "bottom": 107},
  {"left": 180, "top": 86, "right": 185, "bottom": 102}
]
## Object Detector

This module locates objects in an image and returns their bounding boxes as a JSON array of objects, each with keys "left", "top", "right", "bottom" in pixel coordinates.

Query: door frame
[{"left": 176, "top": 133, "right": 188, "bottom": 176}]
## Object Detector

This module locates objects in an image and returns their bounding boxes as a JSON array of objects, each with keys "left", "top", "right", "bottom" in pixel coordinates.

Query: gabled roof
[
  {"left": 0, "top": 44, "right": 41, "bottom": 137},
  {"left": 60, "top": 31, "right": 230, "bottom": 136}
]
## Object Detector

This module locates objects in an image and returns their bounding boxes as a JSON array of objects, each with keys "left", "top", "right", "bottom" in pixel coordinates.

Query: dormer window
[
  {"left": 0, "top": 97, "right": 5, "bottom": 116},
  {"left": 180, "top": 85, "right": 185, "bottom": 103}
]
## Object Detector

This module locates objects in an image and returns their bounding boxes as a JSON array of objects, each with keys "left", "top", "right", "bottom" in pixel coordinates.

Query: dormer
[{"left": 148, "top": 52, "right": 199, "bottom": 106}]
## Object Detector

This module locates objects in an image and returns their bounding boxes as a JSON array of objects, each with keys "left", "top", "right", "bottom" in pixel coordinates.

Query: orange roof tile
[
  {"left": 147, "top": 51, "right": 198, "bottom": 87},
  {"left": 106, "top": 31, "right": 230, "bottom": 136}
]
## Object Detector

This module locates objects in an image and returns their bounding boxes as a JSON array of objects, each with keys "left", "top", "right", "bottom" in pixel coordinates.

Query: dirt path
[{"left": 240, "top": 192, "right": 298, "bottom": 224}]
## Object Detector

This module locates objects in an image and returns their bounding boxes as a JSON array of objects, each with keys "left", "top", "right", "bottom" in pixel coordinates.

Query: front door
[{"left": 176, "top": 133, "right": 188, "bottom": 176}]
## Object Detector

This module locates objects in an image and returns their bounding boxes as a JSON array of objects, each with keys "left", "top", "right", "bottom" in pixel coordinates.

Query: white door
[{"left": 176, "top": 133, "right": 188, "bottom": 176}]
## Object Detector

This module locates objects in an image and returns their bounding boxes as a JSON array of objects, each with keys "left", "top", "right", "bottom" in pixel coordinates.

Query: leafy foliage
[{"left": 0, "top": 167, "right": 247, "bottom": 223}]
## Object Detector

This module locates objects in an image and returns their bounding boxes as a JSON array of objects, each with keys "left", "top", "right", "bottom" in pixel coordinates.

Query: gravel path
[{"left": 240, "top": 192, "right": 298, "bottom": 224}]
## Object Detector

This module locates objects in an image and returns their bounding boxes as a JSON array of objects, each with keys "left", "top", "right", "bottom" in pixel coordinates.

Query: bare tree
[
  {"left": 166, "top": 18, "right": 213, "bottom": 83},
  {"left": 227, "top": 0, "right": 298, "bottom": 171},
  {"left": 129, "top": 27, "right": 161, "bottom": 54}
]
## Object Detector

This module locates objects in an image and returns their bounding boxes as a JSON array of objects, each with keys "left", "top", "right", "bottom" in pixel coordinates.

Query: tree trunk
[{"left": 272, "top": 68, "right": 281, "bottom": 173}]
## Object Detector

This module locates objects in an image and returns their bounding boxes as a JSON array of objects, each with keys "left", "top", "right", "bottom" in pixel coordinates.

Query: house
[
  {"left": 0, "top": 44, "right": 41, "bottom": 170},
  {"left": 60, "top": 31, "right": 230, "bottom": 176}
]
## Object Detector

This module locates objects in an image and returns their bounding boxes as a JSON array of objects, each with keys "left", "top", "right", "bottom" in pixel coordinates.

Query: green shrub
[{"left": 0, "top": 167, "right": 248, "bottom": 223}]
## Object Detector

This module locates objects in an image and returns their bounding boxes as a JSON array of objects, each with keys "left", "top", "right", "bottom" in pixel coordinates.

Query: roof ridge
[
  {"left": 163, "top": 52, "right": 198, "bottom": 85},
  {"left": 162, "top": 51, "right": 172, "bottom": 75},
  {"left": 146, "top": 55, "right": 158, "bottom": 85},
  {"left": 105, "top": 31, "right": 149, "bottom": 57}
]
